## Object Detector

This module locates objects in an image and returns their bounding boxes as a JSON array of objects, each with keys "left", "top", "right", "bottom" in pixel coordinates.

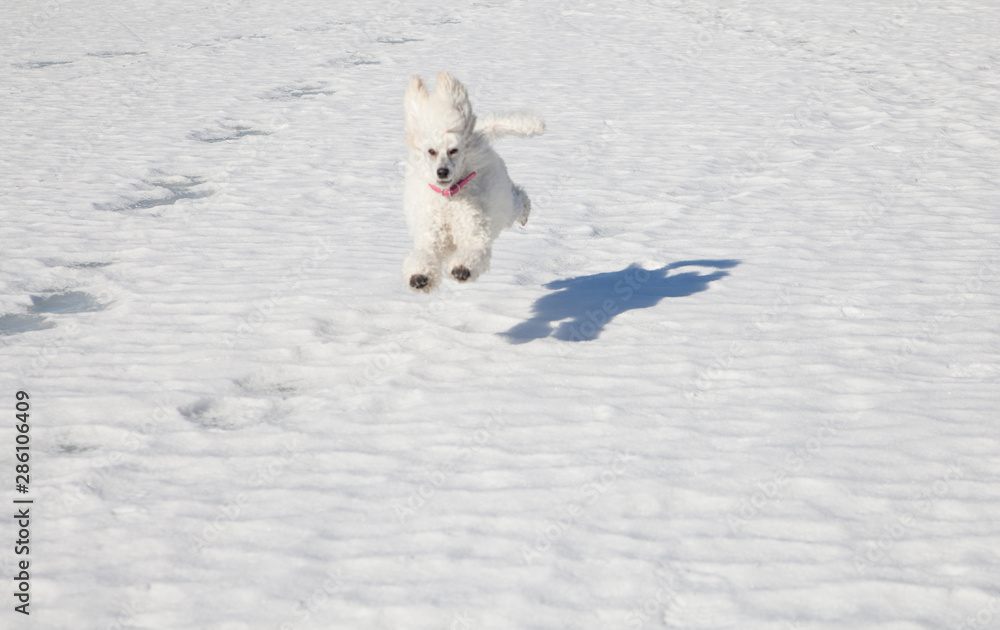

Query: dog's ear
[
  {"left": 436, "top": 71, "right": 474, "bottom": 133},
  {"left": 404, "top": 76, "right": 428, "bottom": 147}
]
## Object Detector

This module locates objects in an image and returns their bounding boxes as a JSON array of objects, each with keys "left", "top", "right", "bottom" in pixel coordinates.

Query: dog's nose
[{"left": 437, "top": 167, "right": 450, "bottom": 180}]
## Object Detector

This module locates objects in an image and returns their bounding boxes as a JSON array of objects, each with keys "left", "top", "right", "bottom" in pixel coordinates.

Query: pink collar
[{"left": 429, "top": 171, "right": 476, "bottom": 197}]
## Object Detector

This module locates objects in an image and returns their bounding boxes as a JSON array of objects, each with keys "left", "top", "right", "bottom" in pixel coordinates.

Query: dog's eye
[
  {"left": 428, "top": 149, "right": 437, "bottom": 156},
  {"left": 448, "top": 148, "right": 459, "bottom": 156}
]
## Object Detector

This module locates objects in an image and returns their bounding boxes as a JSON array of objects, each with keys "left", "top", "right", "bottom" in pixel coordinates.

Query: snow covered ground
[{"left": 2, "top": 0, "right": 999, "bottom": 628}]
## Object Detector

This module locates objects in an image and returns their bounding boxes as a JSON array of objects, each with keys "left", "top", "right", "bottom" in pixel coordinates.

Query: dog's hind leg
[{"left": 513, "top": 184, "right": 531, "bottom": 226}]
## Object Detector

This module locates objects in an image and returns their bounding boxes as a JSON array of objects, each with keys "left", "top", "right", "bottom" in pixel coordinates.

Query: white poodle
[{"left": 401, "top": 71, "right": 545, "bottom": 292}]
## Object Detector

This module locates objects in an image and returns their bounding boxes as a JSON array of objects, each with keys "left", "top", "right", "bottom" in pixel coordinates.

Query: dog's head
[{"left": 404, "top": 71, "right": 477, "bottom": 189}]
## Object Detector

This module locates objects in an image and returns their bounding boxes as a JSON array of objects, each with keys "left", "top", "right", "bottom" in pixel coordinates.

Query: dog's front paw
[
  {"left": 409, "top": 274, "right": 432, "bottom": 291},
  {"left": 404, "top": 248, "right": 442, "bottom": 292},
  {"left": 450, "top": 266, "right": 471, "bottom": 282}
]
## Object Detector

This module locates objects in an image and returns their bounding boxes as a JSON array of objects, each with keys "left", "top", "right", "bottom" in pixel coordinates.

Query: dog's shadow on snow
[{"left": 500, "top": 259, "right": 740, "bottom": 343}]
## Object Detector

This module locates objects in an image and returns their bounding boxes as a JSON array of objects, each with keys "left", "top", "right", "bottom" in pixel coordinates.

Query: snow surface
[{"left": 2, "top": 0, "right": 1000, "bottom": 628}]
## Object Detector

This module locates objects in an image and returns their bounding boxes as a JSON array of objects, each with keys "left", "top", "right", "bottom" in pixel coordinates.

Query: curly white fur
[{"left": 401, "top": 71, "right": 545, "bottom": 292}]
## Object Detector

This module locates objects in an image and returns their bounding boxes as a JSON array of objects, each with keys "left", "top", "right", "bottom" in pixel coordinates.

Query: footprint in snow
[
  {"left": 29, "top": 291, "right": 106, "bottom": 315},
  {"left": 14, "top": 61, "right": 74, "bottom": 69},
  {"left": 0, "top": 291, "right": 109, "bottom": 336},
  {"left": 233, "top": 368, "right": 306, "bottom": 397},
  {"left": 374, "top": 36, "right": 423, "bottom": 45},
  {"left": 322, "top": 52, "right": 381, "bottom": 68},
  {"left": 0, "top": 314, "right": 55, "bottom": 336},
  {"left": 190, "top": 121, "right": 272, "bottom": 143},
  {"left": 57, "top": 443, "right": 98, "bottom": 454},
  {"left": 94, "top": 175, "right": 213, "bottom": 213},
  {"left": 260, "top": 81, "right": 337, "bottom": 101},
  {"left": 38, "top": 259, "right": 115, "bottom": 270},
  {"left": 179, "top": 397, "right": 280, "bottom": 431},
  {"left": 86, "top": 51, "right": 147, "bottom": 58}
]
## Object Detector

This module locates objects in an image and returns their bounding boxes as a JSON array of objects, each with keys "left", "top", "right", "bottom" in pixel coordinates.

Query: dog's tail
[{"left": 475, "top": 112, "right": 545, "bottom": 142}]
